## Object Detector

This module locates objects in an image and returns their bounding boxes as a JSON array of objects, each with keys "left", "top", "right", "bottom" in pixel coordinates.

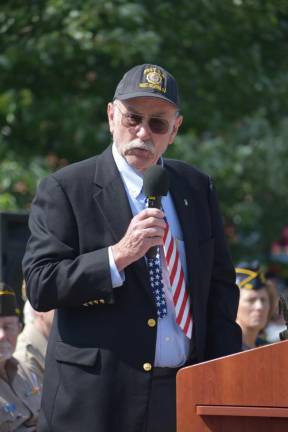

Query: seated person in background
[
  {"left": 0, "top": 282, "right": 41, "bottom": 431},
  {"left": 236, "top": 263, "right": 278, "bottom": 350},
  {"left": 14, "top": 300, "right": 54, "bottom": 388}
]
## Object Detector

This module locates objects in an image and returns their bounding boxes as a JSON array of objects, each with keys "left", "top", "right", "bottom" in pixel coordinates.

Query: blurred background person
[
  {"left": 0, "top": 282, "right": 41, "bottom": 431},
  {"left": 264, "top": 269, "right": 287, "bottom": 343},
  {"left": 14, "top": 282, "right": 54, "bottom": 387},
  {"left": 236, "top": 263, "right": 278, "bottom": 350}
]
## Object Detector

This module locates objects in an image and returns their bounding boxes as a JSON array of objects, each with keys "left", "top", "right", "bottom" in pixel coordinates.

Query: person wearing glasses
[
  {"left": 23, "top": 64, "right": 241, "bottom": 432},
  {"left": 0, "top": 283, "right": 41, "bottom": 431}
]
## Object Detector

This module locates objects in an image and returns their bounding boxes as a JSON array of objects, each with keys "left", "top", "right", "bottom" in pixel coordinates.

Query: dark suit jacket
[{"left": 23, "top": 145, "right": 241, "bottom": 432}]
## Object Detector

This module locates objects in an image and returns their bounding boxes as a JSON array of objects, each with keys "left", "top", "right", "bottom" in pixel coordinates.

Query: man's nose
[{"left": 135, "top": 120, "right": 152, "bottom": 140}]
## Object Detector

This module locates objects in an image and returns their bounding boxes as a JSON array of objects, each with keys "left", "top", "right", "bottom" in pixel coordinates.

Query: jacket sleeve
[
  {"left": 22, "top": 175, "right": 114, "bottom": 311},
  {"left": 205, "top": 178, "right": 242, "bottom": 359}
]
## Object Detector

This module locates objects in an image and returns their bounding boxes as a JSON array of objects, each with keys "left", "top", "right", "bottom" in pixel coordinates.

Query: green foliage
[
  {"left": 0, "top": 0, "right": 161, "bottom": 161},
  {"left": 0, "top": 154, "right": 68, "bottom": 210},
  {"left": 1, "top": 0, "right": 288, "bottom": 160},
  {"left": 171, "top": 113, "right": 288, "bottom": 261},
  {"left": 151, "top": 0, "right": 288, "bottom": 131}
]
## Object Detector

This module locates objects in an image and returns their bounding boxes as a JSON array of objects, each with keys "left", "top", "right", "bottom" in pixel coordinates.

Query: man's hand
[{"left": 111, "top": 208, "right": 165, "bottom": 271}]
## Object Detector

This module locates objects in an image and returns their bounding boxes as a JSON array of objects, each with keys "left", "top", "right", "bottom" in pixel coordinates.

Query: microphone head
[{"left": 143, "top": 165, "right": 169, "bottom": 197}]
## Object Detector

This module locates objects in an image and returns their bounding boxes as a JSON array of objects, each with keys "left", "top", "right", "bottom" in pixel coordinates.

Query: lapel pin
[{"left": 184, "top": 199, "right": 189, "bottom": 207}]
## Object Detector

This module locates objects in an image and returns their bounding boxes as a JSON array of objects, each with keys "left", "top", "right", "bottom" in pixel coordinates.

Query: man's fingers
[
  {"left": 136, "top": 208, "right": 165, "bottom": 221},
  {"left": 111, "top": 209, "right": 166, "bottom": 271},
  {"left": 132, "top": 209, "right": 166, "bottom": 231}
]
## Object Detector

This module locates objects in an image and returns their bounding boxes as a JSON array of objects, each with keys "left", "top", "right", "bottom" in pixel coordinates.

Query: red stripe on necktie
[
  {"left": 175, "top": 287, "right": 188, "bottom": 323},
  {"left": 172, "top": 266, "right": 184, "bottom": 304},
  {"left": 163, "top": 221, "right": 192, "bottom": 339},
  {"left": 166, "top": 239, "right": 173, "bottom": 264},
  {"left": 183, "top": 312, "right": 191, "bottom": 335},
  {"left": 169, "top": 250, "right": 178, "bottom": 286}
]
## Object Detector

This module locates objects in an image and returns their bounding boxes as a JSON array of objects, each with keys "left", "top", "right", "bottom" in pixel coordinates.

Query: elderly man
[
  {"left": 23, "top": 64, "right": 241, "bottom": 432},
  {"left": 0, "top": 283, "right": 41, "bottom": 431}
]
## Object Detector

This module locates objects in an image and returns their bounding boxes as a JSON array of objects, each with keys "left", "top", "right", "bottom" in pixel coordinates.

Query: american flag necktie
[
  {"left": 147, "top": 252, "right": 168, "bottom": 319},
  {"left": 163, "top": 221, "right": 192, "bottom": 339}
]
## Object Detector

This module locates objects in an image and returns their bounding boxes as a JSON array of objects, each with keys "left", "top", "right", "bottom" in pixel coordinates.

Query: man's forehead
[{"left": 118, "top": 97, "right": 178, "bottom": 114}]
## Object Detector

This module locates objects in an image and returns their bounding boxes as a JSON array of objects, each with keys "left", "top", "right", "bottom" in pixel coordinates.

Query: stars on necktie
[{"left": 147, "top": 253, "right": 167, "bottom": 318}]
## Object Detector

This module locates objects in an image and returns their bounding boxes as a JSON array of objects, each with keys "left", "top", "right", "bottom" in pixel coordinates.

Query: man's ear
[
  {"left": 107, "top": 102, "right": 115, "bottom": 134},
  {"left": 168, "top": 114, "right": 183, "bottom": 145}
]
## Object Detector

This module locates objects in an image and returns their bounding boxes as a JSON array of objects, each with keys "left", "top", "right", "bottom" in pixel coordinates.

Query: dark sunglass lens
[
  {"left": 123, "top": 113, "right": 142, "bottom": 127},
  {"left": 149, "top": 118, "right": 169, "bottom": 134}
]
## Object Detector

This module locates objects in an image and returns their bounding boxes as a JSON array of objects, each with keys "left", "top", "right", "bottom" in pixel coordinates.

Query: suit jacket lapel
[
  {"left": 92, "top": 146, "right": 153, "bottom": 302},
  {"left": 92, "top": 146, "right": 132, "bottom": 243}
]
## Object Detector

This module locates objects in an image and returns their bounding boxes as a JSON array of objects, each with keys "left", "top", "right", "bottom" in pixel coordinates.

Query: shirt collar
[
  {"left": 112, "top": 143, "right": 164, "bottom": 200},
  {"left": 112, "top": 143, "right": 143, "bottom": 200}
]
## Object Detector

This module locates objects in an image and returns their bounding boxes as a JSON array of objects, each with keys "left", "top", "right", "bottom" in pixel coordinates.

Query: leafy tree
[
  {"left": 1, "top": 0, "right": 288, "bottom": 160},
  {"left": 174, "top": 113, "right": 288, "bottom": 262},
  {"left": 0, "top": 154, "right": 68, "bottom": 210},
  {"left": 0, "top": 0, "right": 161, "bottom": 160}
]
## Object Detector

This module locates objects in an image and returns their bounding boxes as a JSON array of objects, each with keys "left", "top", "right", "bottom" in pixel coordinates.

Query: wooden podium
[{"left": 176, "top": 340, "right": 288, "bottom": 431}]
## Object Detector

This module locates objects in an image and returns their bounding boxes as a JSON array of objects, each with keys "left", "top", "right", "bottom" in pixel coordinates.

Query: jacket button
[
  {"left": 147, "top": 318, "right": 156, "bottom": 328},
  {"left": 143, "top": 363, "right": 152, "bottom": 372}
]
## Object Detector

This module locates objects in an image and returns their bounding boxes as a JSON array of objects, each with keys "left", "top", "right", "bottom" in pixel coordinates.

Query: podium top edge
[{"left": 177, "top": 340, "right": 288, "bottom": 374}]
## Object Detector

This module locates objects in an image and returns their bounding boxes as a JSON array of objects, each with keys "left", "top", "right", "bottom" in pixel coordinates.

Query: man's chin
[
  {"left": 125, "top": 147, "right": 152, "bottom": 158},
  {"left": 124, "top": 152, "right": 154, "bottom": 172}
]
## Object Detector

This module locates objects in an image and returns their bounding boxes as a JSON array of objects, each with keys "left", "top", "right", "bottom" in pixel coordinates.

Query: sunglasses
[{"left": 115, "top": 104, "right": 172, "bottom": 135}]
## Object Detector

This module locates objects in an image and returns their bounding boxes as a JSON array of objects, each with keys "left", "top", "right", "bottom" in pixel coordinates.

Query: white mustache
[{"left": 124, "top": 140, "right": 155, "bottom": 154}]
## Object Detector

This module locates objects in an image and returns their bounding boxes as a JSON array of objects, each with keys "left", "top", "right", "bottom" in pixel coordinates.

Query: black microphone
[{"left": 143, "top": 165, "right": 169, "bottom": 258}]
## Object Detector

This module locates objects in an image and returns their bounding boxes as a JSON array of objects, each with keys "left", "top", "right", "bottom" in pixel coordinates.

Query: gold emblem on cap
[
  {"left": 0, "top": 290, "right": 16, "bottom": 296},
  {"left": 236, "top": 267, "right": 266, "bottom": 290},
  {"left": 139, "top": 67, "right": 166, "bottom": 94},
  {"left": 146, "top": 70, "right": 162, "bottom": 85},
  {"left": 236, "top": 268, "right": 257, "bottom": 289}
]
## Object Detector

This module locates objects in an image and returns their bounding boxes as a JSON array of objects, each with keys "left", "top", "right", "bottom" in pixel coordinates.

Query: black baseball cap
[
  {"left": 113, "top": 64, "right": 180, "bottom": 108},
  {"left": 0, "top": 282, "right": 20, "bottom": 317},
  {"left": 235, "top": 263, "right": 267, "bottom": 291}
]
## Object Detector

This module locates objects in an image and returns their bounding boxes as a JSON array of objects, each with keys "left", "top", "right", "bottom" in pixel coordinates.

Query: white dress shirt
[{"left": 108, "top": 144, "right": 190, "bottom": 367}]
